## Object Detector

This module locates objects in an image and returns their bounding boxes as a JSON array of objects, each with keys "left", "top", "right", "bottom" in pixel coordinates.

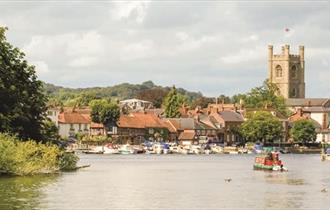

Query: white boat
[
  {"left": 191, "top": 145, "right": 201, "bottom": 154},
  {"left": 204, "top": 150, "right": 211, "bottom": 155},
  {"left": 103, "top": 144, "right": 119, "bottom": 154},
  {"left": 118, "top": 144, "right": 134, "bottom": 154},
  {"left": 153, "top": 144, "right": 163, "bottom": 154},
  {"left": 211, "top": 145, "right": 223, "bottom": 154}
]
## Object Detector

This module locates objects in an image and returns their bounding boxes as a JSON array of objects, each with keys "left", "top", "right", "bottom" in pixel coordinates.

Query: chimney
[{"left": 297, "top": 108, "right": 303, "bottom": 117}]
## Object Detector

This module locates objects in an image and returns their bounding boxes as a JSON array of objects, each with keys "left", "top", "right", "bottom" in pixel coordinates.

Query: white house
[{"left": 119, "top": 98, "right": 153, "bottom": 112}]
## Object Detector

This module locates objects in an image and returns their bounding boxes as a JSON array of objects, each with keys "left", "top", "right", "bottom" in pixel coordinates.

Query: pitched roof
[
  {"left": 178, "top": 130, "right": 195, "bottom": 140},
  {"left": 286, "top": 98, "right": 330, "bottom": 107},
  {"left": 118, "top": 113, "right": 166, "bottom": 129},
  {"left": 163, "top": 120, "right": 177, "bottom": 133},
  {"left": 165, "top": 118, "right": 195, "bottom": 130},
  {"left": 217, "top": 111, "right": 244, "bottom": 122},
  {"left": 90, "top": 122, "right": 104, "bottom": 129},
  {"left": 58, "top": 112, "right": 91, "bottom": 124}
]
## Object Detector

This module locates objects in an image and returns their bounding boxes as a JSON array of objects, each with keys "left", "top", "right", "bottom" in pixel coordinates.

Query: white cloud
[
  {"left": 69, "top": 56, "right": 98, "bottom": 68},
  {"left": 220, "top": 46, "right": 265, "bottom": 64},
  {"left": 110, "top": 1, "right": 151, "bottom": 23},
  {"left": 175, "top": 33, "right": 217, "bottom": 52},
  {"left": 66, "top": 31, "right": 104, "bottom": 56},
  {"left": 120, "top": 40, "right": 154, "bottom": 61},
  {"left": 31, "top": 60, "right": 50, "bottom": 78}
]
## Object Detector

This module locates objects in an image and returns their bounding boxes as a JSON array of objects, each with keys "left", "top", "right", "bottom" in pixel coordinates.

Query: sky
[{"left": 0, "top": 1, "right": 330, "bottom": 97}]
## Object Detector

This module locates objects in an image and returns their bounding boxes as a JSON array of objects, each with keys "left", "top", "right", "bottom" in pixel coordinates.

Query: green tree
[
  {"left": 0, "top": 27, "right": 47, "bottom": 141},
  {"left": 191, "top": 97, "right": 215, "bottom": 109},
  {"left": 163, "top": 86, "right": 185, "bottom": 118},
  {"left": 218, "top": 94, "right": 231, "bottom": 104},
  {"left": 244, "top": 80, "right": 288, "bottom": 117},
  {"left": 290, "top": 119, "right": 317, "bottom": 144},
  {"left": 240, "top": 111, "right": 283, "bottom": 143},
  {"left": 136, "top": 88, "right": 168, "bottom": 108},
  {"left": 89, "top": 99, "right": 120, "bottom": 131}
]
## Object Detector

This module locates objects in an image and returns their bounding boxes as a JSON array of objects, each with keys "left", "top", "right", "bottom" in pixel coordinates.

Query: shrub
[
  {"left": 0, "top": 133, "right": 79, "bottom": 175},
  {"left": 58, "top": 152, "right": 79, "bottom": 171}
]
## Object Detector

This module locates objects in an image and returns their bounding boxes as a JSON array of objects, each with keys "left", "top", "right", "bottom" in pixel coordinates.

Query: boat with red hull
[{"left": 254, "top": 152, "right": 287, "bottom": 171}]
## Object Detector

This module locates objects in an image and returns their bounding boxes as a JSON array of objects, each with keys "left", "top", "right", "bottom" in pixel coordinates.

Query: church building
[
  {"left": 268, "top": 44, "right": 305, "bottom": 99},
  {"left": 268, "top": 45, "right": 330, "bottom": 142}
]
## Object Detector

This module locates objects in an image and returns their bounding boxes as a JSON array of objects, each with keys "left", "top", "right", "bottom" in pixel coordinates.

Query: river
[{"left": 0, "top": 154, "right": 329, "bottom": 210}]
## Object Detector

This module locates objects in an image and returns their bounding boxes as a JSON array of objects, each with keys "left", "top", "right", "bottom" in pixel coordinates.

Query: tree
[
  {"left": 244, "top": 80, "right": 289, "bottom": 117},
  {"left": 191, "top": 97, "right": 215, "bottom": 109},
  {"left": 218, "top": 94, "right": 231, "bottom": 104},
  {"left": 240, "top": 111, "right": 283, "bottom": 143},
  {"left": 163, "top": 86, "right": 185, "bottom": 118},
  {"left": 136, "top": 88, "right": 169, "bottom": 108},
  {"left": 0, "top": 27, "right": 48, "bottom": 141},
  {"left": 290, "top": 119, "right": 317, "bottom": 144},
  {"left": 89, "top": 99, "right": 120, "bottom": 131}
]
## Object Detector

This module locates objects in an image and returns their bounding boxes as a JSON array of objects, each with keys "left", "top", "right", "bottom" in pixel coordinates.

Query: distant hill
[{"left": 43, "top": 81, "right": 203, "bottom": 108}]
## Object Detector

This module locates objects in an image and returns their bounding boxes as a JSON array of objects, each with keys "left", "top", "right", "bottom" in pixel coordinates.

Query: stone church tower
[{"left": 268, "top": 45, "right": 305, "bottom": 98}]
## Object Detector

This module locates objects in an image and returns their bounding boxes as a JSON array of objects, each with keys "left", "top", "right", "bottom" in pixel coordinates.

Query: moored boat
[
  {"left": 321, "top": 148, "right": 330, "bottom": 161},
  {"left": 253, "top": 152, "right": 287, "bottom": 171}
]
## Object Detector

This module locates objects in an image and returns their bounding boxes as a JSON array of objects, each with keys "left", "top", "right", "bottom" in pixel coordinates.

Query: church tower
[{"left": 268, "top": 44, "right": 305, "bottom": 98}]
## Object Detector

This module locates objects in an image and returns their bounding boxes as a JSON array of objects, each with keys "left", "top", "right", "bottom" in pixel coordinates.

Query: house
[
  {"left": 119, "top": 98, "right": 153, "bottom": 112},
  {"left": 286, "top": 98, "right": 330, "bottom": 142},
  {"left": 90, "top": 122, "right": 107, "bottom": 136},
  {"left": 208, "top": 110, "right": 244, "bottom": 145},
  {"left": 178, "top": 130, "right": 197, "bottom": 145},
  {"left": 46, "top": 107, "right": 61, "bottom": 126},
  {"left": 116, "top": 112, "right": 168, "bottom": 144},
  {"left": 57, "top": 108, "right": 91, "bottom": 138},
  {"left": 164, "top": 115, "right": 219, "bottom": 144}
]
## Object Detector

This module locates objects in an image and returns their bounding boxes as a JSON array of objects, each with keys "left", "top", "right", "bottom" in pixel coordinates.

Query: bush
[
  {"left": 58, "top": 152, "right": 79, "bottom": 171},
  {"left": 0, "top": 133, "right": 79, "bottom": 175}
]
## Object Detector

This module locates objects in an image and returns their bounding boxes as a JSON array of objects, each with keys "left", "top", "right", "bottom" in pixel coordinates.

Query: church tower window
[
  {"left": 291, "top": 65, "right": 297, "bottom": 78},
  {"left": 275, "top": 65, "right": 282, "bottom": 77},
  {"left": 291, "top": 88, "right": 297, "bottom": 97}
]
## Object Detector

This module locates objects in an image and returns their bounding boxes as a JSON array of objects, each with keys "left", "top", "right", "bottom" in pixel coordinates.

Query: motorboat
[{"left": 254, "top": 152, "right": 287, "bottom": 171}]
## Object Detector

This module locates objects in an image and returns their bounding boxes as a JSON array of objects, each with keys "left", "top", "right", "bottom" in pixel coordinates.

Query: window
[
  {"left": 291, "top": 65, "right": 297, "bottom": 78},
  {"left": 84, "top": 124, "right": 88, "bottom": 130},
  {"left": 47, "top": 111, "right": 53, "bottom": 116},
  {"left": 291, "top": 88, "right": 297, "bottom": 97},
  {"left": 275, "top": 65, "right": 282, "bottom": 77},
  {"left": 70, "top": 124, "right": 74, "bottom": 131}
]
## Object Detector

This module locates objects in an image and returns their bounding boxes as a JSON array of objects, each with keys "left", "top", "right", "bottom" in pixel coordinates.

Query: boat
[
  {"left": 253, "top": 152, "right": 287, "bottom": 171},
  {"left": 253, "top": 144, "right": 263, "bottom": 154},
  {"left": 103, "top": 144, "right": 120, "bottom": 154},
  {"left": 153, "top": 143, "right": 163, "bottom": 154},
  {"left": 118, "top": 144, "right": 134, "bottom": 154},
  {"left": 321, "top": 147, "right": 330, "bottom": 161},
  {"left": 163, "top": 143, "right": 170, "bottom": 154},
  {"left": 82, "top": 146, "right": 104, "bottom": 154}
]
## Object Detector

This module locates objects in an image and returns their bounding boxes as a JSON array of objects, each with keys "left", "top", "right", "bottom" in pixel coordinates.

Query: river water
[{"left": 0, "top": 154, "right": 329, "bottom": 210}]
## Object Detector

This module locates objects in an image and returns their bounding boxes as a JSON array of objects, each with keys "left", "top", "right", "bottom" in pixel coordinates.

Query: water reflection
[
  {"left": 0, "top": 175, "right": 58, "bottom": 210},
  {"left": 264, "top": 173, "right": 305, "bottom": 185}
]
